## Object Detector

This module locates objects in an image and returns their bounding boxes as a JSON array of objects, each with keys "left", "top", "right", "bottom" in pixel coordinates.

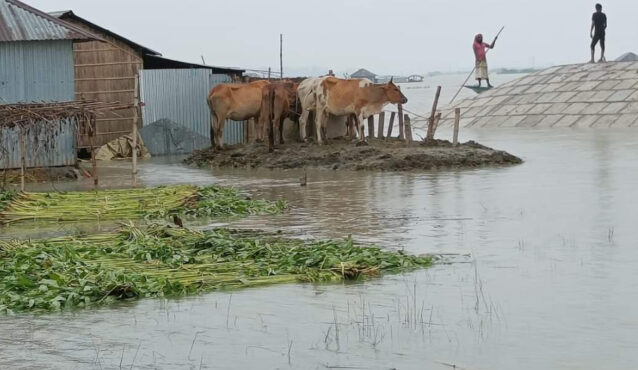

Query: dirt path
[{"left": 184, "top": 138, "right": 522, "bottom": 171}]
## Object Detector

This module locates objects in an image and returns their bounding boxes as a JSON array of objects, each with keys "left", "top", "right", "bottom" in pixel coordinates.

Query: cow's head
[{"left": 384, "top": 79, "right": 408, "bottom": 105}]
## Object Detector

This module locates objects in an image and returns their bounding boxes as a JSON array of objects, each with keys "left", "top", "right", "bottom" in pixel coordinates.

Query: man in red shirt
[{"left": 473, "top": 34, "right": 496, "bottom": 88}]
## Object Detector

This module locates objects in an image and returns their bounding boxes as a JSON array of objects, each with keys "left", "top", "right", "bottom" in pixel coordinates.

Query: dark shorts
[{"left": 591, "top": 32, "right": 605, "bottom": 48}]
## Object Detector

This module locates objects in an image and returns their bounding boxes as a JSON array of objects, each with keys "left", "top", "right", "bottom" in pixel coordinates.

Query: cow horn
[{"left": 390, "top": 77, "right": 393, "bottom": 83}]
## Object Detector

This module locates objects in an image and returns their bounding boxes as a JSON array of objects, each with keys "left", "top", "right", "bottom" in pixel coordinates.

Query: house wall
[
  {"left": 0, "top": 40, "right": 77, "bottom": 169},
  {"left": 139, "top": 69, "right": 244, "bottom": 155},
  {"left": 63, "top": 19, "right": 142, "bottom": 148},
  {"left": 0, "top": 40, "right": 74, "bottom": 103}
]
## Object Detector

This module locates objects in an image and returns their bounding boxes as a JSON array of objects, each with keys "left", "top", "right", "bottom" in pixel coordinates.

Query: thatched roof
[{"left": 0, "top": 101, "right": 133, "bottom": 128}]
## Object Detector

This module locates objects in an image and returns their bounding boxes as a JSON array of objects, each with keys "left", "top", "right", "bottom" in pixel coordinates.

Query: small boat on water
[
  {"left": 464, "top": 85, "right": 494, "bottom": 94},
  {"left": 408, "top": 75, "right": 424, "bottom": 83}
]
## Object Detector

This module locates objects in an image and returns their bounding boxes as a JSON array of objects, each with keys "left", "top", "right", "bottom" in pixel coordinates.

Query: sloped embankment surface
[{"left": 185, "top": 139, "right": 522, "bottom": 171}]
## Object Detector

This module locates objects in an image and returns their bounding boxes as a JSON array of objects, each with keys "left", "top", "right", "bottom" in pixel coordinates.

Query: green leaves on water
[
  {"left": 0, "top": 225, "right": 433, "bottom": 313},
  {"left": 0, "top": 190, "right": 16, "bottom": 213},
  {"left": 0, "top": 185, "right": 287, "bottom": 225}
]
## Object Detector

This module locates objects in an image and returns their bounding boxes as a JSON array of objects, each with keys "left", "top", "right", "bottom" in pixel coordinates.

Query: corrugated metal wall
[
  {"left": 0, "top": 40, "right": 74, "bottom": 103},
  {"left": 0, "top": 40, "right": 77, "bottom": 169},
  {"left": 139, "top": 69, "right": 244, "bottom": 155},
  {"left": 0, "top": 119, "right": 77, "bottom": 169}
]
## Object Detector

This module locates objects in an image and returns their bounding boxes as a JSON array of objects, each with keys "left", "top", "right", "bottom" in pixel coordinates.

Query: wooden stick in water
[
  {"left": 398, "top": 105, "right": 405, "bottom": 140},
  {"left": 132, "top": 74, "right": 139, "bottom": 187},
  {"left": 404, "top": 114, "right": 413, "bottom": 143},
  {"left": 88, "top": 115, "right": 99, "bottom": 189},
  {"left": 377, "top": 112, "right": 385, "bottom": 139},
  {"left": 427, "top": 86, "right": 442, "bottom": 141},
  {"left": 367, "top": 116, "right": 375, "bottom": 139},
  {"left": 386, "top": 112, "right": 396, "bottom": 138},
  {"left": 19, "top": 124, "right": 25, "bottom": 192},
  {"left": 453, "top": 108, "right": 461, "bottom": 147}
]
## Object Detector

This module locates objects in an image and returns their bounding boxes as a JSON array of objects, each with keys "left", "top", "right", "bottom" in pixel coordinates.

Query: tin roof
[
  {"left": 50, "top": 10, "right": 161, "bottom": 56},
  {"left": 0, "top": 0, "right": 98, "bottom": 42},
  {"left": 351, "top": 68, "right": 377, "bottom": 78},
  {"left": 143, "top": 54, "right": 245, "bottom": 75},
  {"left": 615, "top": 52, "right": 638, "bottom": 62}
]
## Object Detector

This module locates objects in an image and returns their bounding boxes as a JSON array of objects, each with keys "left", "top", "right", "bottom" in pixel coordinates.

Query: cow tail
[{"left": 264, "top": 88, "right": 275, "bottom": 151}]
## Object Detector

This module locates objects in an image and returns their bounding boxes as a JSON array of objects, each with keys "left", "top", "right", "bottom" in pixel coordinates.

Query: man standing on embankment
[
  {"left": 590, "top": 3, "right": 607, "bottom": 63},
  {"left": 473, "top": 34, "right": 496, "bottom": 88}
]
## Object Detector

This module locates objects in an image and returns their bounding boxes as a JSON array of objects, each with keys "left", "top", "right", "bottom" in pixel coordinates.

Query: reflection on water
[{"left": 1, "top": 129, "right": 637, "bottom": 369}]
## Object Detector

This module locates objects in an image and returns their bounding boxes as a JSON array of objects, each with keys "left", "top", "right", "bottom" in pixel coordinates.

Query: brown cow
[
  {"left": 207, "top": 80, "right": 269, "bottom": 150},
  {"left": 259, "top": 82, "right": 300, "bottom": 152},
  {"left": 315, "top": 77, "right": 407, "bottom": 145}
]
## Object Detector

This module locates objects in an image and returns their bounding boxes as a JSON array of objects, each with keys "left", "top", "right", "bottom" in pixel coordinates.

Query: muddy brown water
[{"left": 1, "top": 127, "right": 636, "bottom": 369}]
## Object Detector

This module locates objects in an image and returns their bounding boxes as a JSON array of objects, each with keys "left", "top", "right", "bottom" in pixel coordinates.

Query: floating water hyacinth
[
  {"left": 0, "top": 225, "right": 434, "bottom": 313},
  {"left": 0, "top": 185, "right": 286, "bottom": 225}
]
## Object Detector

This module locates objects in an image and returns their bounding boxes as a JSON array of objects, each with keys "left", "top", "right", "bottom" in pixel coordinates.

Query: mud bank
[
  {"left": 0, "top": 166, "right": 79, "bottom": 185},
  {"left": 184, "top": 138, "right": 522, "bottom": 171}
]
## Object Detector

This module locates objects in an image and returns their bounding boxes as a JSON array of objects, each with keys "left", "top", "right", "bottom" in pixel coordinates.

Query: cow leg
[
  {"left": 315, "top": 107, "right": 326, "bottom": 145},
  {"left": 278, "top": 115, "right": 285, "bottom": 145},
  {"left": 356, "top": 115, "right": 366, "bottom": 143},
  {"left": 347, "top": 116, "right": 356, "bottom": 141},
  {"left": 216, "top": 114, "right": 226, "bottom": 150},
  {"left": 210, "top": 114, "right": 217, "bottom": 148},
  {"left": 253, "top": 118, "right": 263, "bottom": 143},
  {"left": 299, "top": 109, "right": 310, "bottom": 142}
]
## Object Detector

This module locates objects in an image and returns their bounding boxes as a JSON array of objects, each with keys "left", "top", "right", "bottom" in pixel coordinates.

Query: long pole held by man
[{"left": 449, "top": 26, "right": 504, "bottom": 104}]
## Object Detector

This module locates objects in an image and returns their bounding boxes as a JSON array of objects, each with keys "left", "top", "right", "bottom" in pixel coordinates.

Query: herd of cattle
[{"left": 206, "top": 76, "right": 408, "bottom": 151}]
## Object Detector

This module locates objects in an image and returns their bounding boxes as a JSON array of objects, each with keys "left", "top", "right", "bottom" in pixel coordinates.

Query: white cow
[
  {"left": 297, "top": 77, "right": 324, "bottom": 141},
  {"left": 297, "top": 77, "right": 351, "bottom": 142}
]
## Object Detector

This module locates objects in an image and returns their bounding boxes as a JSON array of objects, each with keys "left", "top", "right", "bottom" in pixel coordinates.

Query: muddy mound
[{"left": 184, "top": 138, "right": 522, "bottom": 171}]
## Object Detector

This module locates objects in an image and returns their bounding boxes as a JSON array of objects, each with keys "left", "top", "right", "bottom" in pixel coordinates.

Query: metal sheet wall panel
[
  {"left": 140, "top": 69, "right": 244, "bottom": 155},
  {"left": 0, "top": 118, "right": 77, "bottom": 169},
  {"left": 0, "top": 40, "right": 74, "bottom": 103}
]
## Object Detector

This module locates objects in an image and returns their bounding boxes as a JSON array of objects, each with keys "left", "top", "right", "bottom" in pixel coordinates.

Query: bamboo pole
[
  {"left": 433, "top": 113, "right": 442, "bottom": 135},
  {"left": 449, "top": 26, "right": 504, "bottom": 104},
  {"left": 404, "top": 114, "right": 413, "bottom": 143},
  {"left": 398, "top": 105, "right": 405, "bottom": 140},
  {"left": 280, "top": 34, "right": 283, "bottom": 79},
  {"left": 377, "top": 112, "right": 385, "bottom": 139},
  {"left": 19, "top": 124, "right": 25, "bottom": 192},
  {"left": 88, "top": 114, "right": 99, "bottom": 189},
  {"left": 132, "top": 74, "right": 139, "bottom": 187},
  {"left": 453, "top": 108, "right": 461, "bottom": 147},
  {"left": 427, "top": 86, "right": 442, "bottom": 141},
  {"left": 386, "top": 112, "right": 396, "bottom": 138},
  {"left": 367, "top": 116, "right": 375, "bottom": 139}
]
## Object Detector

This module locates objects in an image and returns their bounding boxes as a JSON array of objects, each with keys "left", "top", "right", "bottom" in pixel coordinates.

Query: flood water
[{"left": 1, "top": 78, "right": 637, "bottom": 369}]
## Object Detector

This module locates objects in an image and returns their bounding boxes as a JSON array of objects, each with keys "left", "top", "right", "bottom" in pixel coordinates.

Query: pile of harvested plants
[
  {"left": 0, "top": 225, "right": 434, "bottom": 313},
  {"left": 0, "top": 185, "right": 286, "bottom": 225}
]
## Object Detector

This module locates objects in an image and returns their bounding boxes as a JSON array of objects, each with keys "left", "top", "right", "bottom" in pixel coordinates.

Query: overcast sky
[{"left": 31, "top": 0, "right": 638, "bottom": 76}]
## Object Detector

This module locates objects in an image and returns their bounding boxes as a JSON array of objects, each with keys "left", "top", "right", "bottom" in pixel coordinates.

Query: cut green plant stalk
[
  {"left": 0, "top": 224, "right": 434, "bottom": 313},
  {"left": 0, "top": 185, "right": 286, "bottom": 225}
]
